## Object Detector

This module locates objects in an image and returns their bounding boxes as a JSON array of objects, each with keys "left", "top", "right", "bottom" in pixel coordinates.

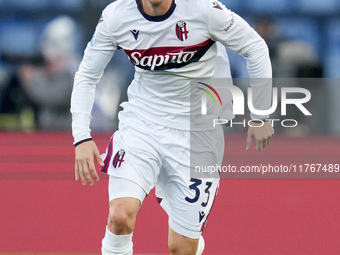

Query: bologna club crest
[
  {"left": 176, "top": 20, "right": 189, "bottom": 41},
  {"left": 112, "top": 149, "right": 125, "bottom": 168}
]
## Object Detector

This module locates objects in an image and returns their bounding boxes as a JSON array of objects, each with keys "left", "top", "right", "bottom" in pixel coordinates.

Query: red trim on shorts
[{"left": 101, "top": 135, "right": 114, "bottom": 174}]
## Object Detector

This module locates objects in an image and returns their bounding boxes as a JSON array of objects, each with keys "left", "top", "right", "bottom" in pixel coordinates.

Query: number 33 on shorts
[{"left": 185, "top": 178, "right": 219, "bottom": 225}]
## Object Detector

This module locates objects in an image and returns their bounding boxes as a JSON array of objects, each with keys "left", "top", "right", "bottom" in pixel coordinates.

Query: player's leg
[
  {"left": 107, "top": 197, "right": 140, "bottom": 235},
  {"left": 168, "top": 228, "right": 205, "bottom": 255},
  {"left": 156, "top": 176, "right": 206, "bottom": 255},
  {"left": 102, "top": 177, "right": 147, "bottom": 254},
  {"left": 165, "top": 177, "right": 219, "bottom": 255},
  {"left": 100, "top": 115, "right": 161, "bottom": 254},
  {"left": 102, "top": 198, "right": 140, "bottom": 254},
  {"left": 158, "top": 126, "right": 224, "bottom": 255}
]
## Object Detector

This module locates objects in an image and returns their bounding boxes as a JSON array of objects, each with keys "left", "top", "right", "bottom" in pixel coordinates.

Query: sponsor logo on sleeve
[{"left": 224, "top": 13, "right": 235, "bottom": 32}]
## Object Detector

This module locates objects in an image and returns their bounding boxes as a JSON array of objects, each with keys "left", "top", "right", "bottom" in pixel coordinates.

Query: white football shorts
[{"left": 101, "top": 111, "right": 224, "bottom": 239}]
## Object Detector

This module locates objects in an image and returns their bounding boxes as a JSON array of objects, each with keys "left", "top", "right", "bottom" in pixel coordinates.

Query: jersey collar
[{"left": 136, "top": 0, "right": 176, "bottom": 22}]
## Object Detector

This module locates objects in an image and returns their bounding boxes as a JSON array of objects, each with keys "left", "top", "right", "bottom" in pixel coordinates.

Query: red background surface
[{"left": 0, "top": 132, "right": 339, "bottom": 254}]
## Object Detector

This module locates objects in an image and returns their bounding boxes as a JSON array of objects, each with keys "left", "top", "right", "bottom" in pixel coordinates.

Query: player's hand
[
  {"left": 246, "top": 121, "right": 274, "bottom": 152},
  {"left": 75, "top": 140, "right": 104, "bottom": 186}
]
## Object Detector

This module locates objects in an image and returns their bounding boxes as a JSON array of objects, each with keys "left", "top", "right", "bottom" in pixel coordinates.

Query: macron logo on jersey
[
  {"left": 124, "top": 39, "right": 215, "bottom": 71},
  {"left": 212, "top": 1, "right": 223, "bottom": 10},
  {"left": 130, "top": 29, "right": 139, "bottom": 41}
]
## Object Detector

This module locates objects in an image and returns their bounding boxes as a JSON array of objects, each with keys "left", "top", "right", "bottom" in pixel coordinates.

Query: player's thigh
[
  {"left": 159, "top": 127, "right": 224, "bottom": 239},
  {"left": 103, "top": 117, "right": 162, "bottom": 234},
  {"left": 165, "top": 176, "right": 220, "bottom": 239},
  {"left": 107, "top": 177, "right": 145, "bottom": 234},
  {"left": 168, "top": 227, "right": 199, "bottom": 255},
  {"left": 102, "top": 116, "right": 161, "bottom": 196}
]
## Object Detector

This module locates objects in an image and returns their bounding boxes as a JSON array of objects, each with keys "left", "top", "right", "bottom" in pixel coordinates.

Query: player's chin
[{"left": 148, "top": 0, "right": 165, "bottom": 6}]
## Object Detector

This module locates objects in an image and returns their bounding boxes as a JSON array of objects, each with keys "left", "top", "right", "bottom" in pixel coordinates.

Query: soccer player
[{"left": 71, "top": 0, "right": 274, "bottom": 254}]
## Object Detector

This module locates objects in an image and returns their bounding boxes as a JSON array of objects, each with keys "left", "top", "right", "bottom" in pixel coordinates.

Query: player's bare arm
[
  {"left": 75, "top": 140, "right": 104, "bottom": 186},
  {"left": 246, "top": 121, "right": 274, "bottom": 151}
]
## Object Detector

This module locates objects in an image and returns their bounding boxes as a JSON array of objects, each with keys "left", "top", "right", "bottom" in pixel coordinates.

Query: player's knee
[
  {"left": 108, "top": 208, "right": 134, "bottom": 234},
  {"left": 107, "top": 201, "right": 136, "bottom": 234}
]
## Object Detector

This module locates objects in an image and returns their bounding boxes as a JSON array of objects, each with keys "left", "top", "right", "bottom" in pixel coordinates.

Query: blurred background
[
  {"left": 1, "top": 2, "right": 340, "bottom": 255},
  {"left": 0, "top": 0, "right": 339, "bottom": 135}
]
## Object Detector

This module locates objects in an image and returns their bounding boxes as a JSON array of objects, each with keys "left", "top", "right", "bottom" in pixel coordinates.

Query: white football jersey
[{"left": 71, "top": 0, "right": 272, "bottom": 143}]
